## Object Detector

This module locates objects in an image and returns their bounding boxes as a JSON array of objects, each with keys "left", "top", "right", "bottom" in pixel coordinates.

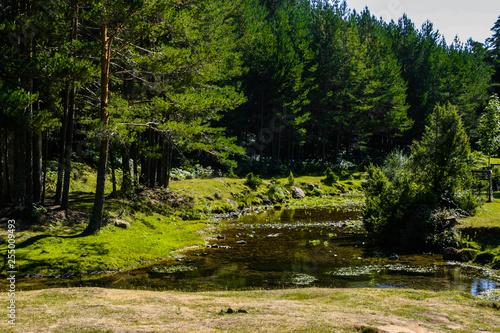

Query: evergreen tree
[
  {"left": 411, "top": 103, "right": 472, "bottom": 198},
  {"left": 486, "top": 15, "right": 500, "bottom": 95},
  {"left": 476, "top": 94, "right": 500, "bottom": 165}
]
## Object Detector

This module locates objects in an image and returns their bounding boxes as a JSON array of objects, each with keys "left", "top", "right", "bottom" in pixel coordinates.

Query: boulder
[
  {"left": 115, "top": 220, "right": 130, "bottom": 229},
  {"left": 443, "top": 247, "right": 459, "bottom": 260},
  {"left": 443, "top": 247, "right": 479, "bottom": 262},
  {"left": 291, "top": 187, "right": 306, "bottom": 198},
  {"left": 214, "top": 192, "right": 222, "bottom": 200}
]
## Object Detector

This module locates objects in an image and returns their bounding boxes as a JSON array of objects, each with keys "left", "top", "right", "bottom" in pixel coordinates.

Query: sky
[{"left": 344, "top": 0, "right": 499, "bottom": 45}]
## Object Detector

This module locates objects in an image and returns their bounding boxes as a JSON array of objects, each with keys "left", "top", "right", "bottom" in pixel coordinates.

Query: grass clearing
[
  {"left": 1, "top": 287, "right": 498, "bottom": 333},
  {"left": 459, "top": 192, "right": 500, "bottom": 229},
  {"left": 0, "top": 211, "right": 209, "bottom": 277}
]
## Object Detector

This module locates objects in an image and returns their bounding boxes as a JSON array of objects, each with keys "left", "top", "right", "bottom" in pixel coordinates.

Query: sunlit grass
[
  {"left": 460, "top": 192, "right": 500, "bottom": 228},
  {"left": 1, "top": 287, "right": 498, "bottom": 333},
  {"left": 0, "top": 212, "right": 208, "bottom": 276}
]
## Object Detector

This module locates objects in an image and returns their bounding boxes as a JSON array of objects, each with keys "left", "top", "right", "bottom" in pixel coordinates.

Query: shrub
[
  {"left": 321, "top": 167, "right": 339, "bottom": 186},
  {"left": 287, "top": 171, "right": 295, "bottom": 187},
  {"left": 363, "top": 104, "right": 481, "bottom": 252},
  {"left": 244, "top": 172, "right": 262, "bottom": 191},
  {"left": 267, "top": 178, "right": 285, "bottom": 202}
]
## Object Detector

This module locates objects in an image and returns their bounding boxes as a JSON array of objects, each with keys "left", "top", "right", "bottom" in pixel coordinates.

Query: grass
[
  {"left": 1, "top": 211, "right": 208, "bottom": 277},
  {"left": 458, "top": 191, "right": 500, "bottom": 268},
  {"left": 459, "top": 192, "right": 500, "bottom": 229},
  {"left": 0, "top": 287, "right": 498, "bottom": 333}
]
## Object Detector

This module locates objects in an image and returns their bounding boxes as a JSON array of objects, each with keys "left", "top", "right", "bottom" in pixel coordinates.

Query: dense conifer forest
[{"left": 1, "top": 0, "right": 500, "bottom": 231}]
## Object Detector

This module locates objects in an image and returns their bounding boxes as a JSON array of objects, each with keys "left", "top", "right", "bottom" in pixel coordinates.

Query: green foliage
[
  {"left": 363, "top": 104, "right": 479, "bottom": 251},
  {"left": 411, "top": 103, "right": 475, "bottom": 201},
  {"left": 321, "top": 167, "right": 339, "bottom": 186},
  {"left": 244, "top": 172, "right": 263, "bottom": 190},
  {"left": 476, "top": 95, "right": 500, "bottom": 164},
  {"left": 287, "top": 171, "right": 295, "bottom": 187},
  {"left": 267, "top": 177, "right": 286, "bottom": 202}
]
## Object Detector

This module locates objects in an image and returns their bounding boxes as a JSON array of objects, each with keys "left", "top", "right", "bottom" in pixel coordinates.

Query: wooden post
[
  {"left": 472, "top": 168, "right": 494, "bottom": 202},
  {"left": 488, "top": 169, "right": 493, "bottom": 202}
]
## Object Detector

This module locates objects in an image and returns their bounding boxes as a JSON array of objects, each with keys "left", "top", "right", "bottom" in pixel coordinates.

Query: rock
[
  {"left": 217, "top": 234, "right": 226, "bottom": 239},
  {"left": 257, "top": 194, "right": 272, "bottom": 205},
  {"left": 458, "top": 248, "right": 479, "bottom": 262},
  {"left": 474, "top": 251, "right": 495, "bottom": 264},
  {"left": 214, "top": 192, "right": 222, "bottom": 199},
  {"left": 300, "top": 182, "right": 316, "bottom": 190},
  {"left": 236, "top": 240, "right": 247, "bottom": 245},
  {"left": 115, "top": 220, "right": 130, "bottom": 229},
  {"left": 227, "top": 308, "right": 234, "bottom": 314},
  {"left": 273, "top": 205, "right": 282, "bottom": 211},
  {"left": 291, "top": 187, "right": 306, "bottom": 199},
  {"left": 443, "top": 247, "right": 459, "bottom": 261},
  {"left": 443, "top": 217, "right": 458, "bottom": 228},
  {"left": 389, "top": 253, "right": 399, "bottom": 260},
  {"left": 237, "top": 309, "right": 248, "bottom": 313}
]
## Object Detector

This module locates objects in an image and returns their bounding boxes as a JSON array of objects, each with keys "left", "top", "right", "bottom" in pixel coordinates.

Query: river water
[{"left": 9, "top": 207, "right": 500, "bottom": 295}]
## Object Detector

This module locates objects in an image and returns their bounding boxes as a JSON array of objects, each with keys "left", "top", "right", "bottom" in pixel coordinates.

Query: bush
[
  {"left": 287, "top": 171, "right": 295, "bottom": 187},
  {"left": 363, "top": 104, "right": 481, "bottom": 252},
  {"left": 321, "top": 167, "right": 339, "bottom": 186},
  {"left": 267, "top": 178, "right": 285, "bottom": 202},
  {"left": 244, "top": 172, "right": 262, "bottom": 191}
]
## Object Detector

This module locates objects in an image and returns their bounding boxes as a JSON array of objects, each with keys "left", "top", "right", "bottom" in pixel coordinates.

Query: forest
[
  {"left": 2, "top": 1, "right": 500, "bottom": 331},
  {"left": 1, "top": 0, "right": 500, "bottom": 234}
]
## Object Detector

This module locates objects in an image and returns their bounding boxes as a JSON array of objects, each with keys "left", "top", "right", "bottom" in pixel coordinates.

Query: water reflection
[{"left": 7, "top": 208, "right": 500, "bottom": 294}]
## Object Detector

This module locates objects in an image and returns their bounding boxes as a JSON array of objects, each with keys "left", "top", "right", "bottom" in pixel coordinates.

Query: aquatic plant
[
  {"left": 150, "top": 265, "right": 198, "bottom": 274},
  {"left": 282, "top": 272, "right": 317, "bottom": 285}
]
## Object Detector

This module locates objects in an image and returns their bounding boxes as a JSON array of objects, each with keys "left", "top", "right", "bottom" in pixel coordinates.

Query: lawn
[{"left": 0, "top": 287, "right": 498, "bottom": 333}]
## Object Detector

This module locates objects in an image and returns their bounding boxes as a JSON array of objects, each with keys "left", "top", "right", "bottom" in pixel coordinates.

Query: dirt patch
[{"left": 139, "top": 188, "right": 193, "bottom": 210}]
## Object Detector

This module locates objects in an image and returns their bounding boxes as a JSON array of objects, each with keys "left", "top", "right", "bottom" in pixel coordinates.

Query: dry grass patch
[{"left": 1, "top": 287, "right": 498, "bottom": 333}]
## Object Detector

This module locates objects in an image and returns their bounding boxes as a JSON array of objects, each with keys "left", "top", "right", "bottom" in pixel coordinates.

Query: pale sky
[{"left": 344, "top": 0, "right": 499, "bottom": 44}]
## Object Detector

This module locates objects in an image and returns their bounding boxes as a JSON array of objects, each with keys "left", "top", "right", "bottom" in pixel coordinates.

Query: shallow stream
[{"left": 10, "top": 207, "right": 500, "bottom": 295}]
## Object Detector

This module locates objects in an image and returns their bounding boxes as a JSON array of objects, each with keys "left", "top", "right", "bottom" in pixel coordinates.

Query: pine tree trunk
[
  {"left": 86, "top": 24, "right": 111, "bottom": 234},
  {"left": 13, "top": 122, "right": 26, "bottom": 207},
  {"left": 121, "top": 143, "right": 132, "bottom": 194},
  {"left": 61, "top": 84, "right": 76, "bottom": 210},
  {"left": 165, "top": 135, "right": 173, "bottom": 188},
  {"left": 0, "top": 130, "right": 5, "bottom": 204},
  {"left": 25, "top": 109, "right": 34, "bottom": 212},
  {"left": 55, "top": 84, "right": 69, "bottom": 205},
  {"left": 41, "top": 131, "right": 48, "bottom": 205},
  {"left": 110, "top": 146, "right": 117, "bottom": 194},
  {"left": 3, "top": 131, "right": 13, "bottom": 203},
  {"left": 32, "top": 131, "right": 42, "bottom": 204},
  {"left": 132, "top": 143, "right": 138, "bottom": 187},
  {"left": 61, "top": 3, "right": 79, "bottom": 210}
]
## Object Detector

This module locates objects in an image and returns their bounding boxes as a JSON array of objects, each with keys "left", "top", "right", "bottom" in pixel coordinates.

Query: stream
[{"left": 7, "top": 207, "right": 500, "bottom": 295}]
